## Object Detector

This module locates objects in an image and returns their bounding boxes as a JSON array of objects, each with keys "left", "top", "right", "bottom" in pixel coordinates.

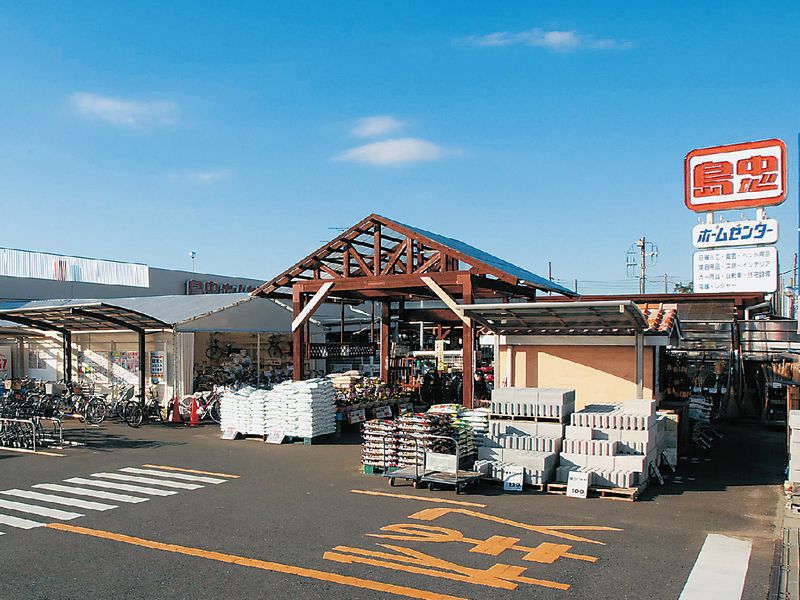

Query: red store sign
[{"left": 684, "top": 139, "right": 787, "bottom": 212}]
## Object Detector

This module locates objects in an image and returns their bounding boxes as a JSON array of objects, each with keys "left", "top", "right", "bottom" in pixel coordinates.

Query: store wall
[
  {"left": 26, "top": 331, "right": 179, "bottom": 405},
  {"left": 498, "top": 344, "right": 655, "bottom": 409}
]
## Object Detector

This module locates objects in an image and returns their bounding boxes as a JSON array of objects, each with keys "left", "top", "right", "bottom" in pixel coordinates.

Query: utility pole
[
  {"left": 664, "top": 273, "right": 668, "bottom": 294},
  {"left": 638, "top": 237, "right": 647, "bottom": 294},
  {"left": 627, "top": 237, "right": 658, "bottom": 295}
]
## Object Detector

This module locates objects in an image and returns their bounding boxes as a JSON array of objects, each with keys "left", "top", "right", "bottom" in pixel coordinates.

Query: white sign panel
[
  {"left": 566, "top": 471, "right": 590, "bottom": 499},
  {"left": 692, "top": 219, "right": 778, "bottom": 249},
  {"left": 502, "top": 466, "right": 524, "bottom": 492},
  {"left": 373, "top": 405, "right": 393, "bottom": 419},
  {"left": 265, "top": 429, "right": 285, "bottom": 444},
  {"left": 693, "top": 247, "right": 777, "bottom": 293},
  {"left": 347, "top": 408, "right": 366, "bottom": 425}
]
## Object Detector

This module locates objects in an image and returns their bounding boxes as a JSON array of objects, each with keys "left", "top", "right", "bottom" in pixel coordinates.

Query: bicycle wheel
[
  {"left": 267, "top": 344, "right": 282, "bottom": 358},
  {"left": 123, "top": 401, "right": 143, "bottom": 428},
  {"left": 206, "top": 345, "right": 224, "bottom": 360},
  {"left": 86, "top": 398, "right": 107, "bottom": 424},
  {"left": 209, "top": 400, "right": 221, "bottom": 424},
  {"left": 178, "top": 395, "right": 195, "bottom": 419},
  {"left": 149, "top": 401, "right": 164, "bottom": 423}
]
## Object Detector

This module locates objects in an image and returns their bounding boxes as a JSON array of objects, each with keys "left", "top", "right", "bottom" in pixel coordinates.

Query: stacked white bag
[
  {"left": 220, "top": 386, "right": 265, "bottom": 434},
  {"left": 264, "top": 378, "right": 337, "bottom": 438}
]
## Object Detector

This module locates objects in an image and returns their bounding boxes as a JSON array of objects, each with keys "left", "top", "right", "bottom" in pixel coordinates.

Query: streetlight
[{"left": 189, "top": 251, "right": 196, "bottom": 272}]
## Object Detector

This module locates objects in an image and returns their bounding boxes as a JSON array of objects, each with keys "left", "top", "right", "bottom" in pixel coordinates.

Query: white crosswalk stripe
[
  {"left": 64, "top": 477, "right": 177, "bottom": 496},
  {"left": 91, "top": 473, "right": 203, "bottom": 490},
  {"left": 33, "top": 484, "right": 148, "bottom": 504},
  {"left": 0, "top": 465, "right": 238, "bottom": 540},
  {"left": 2, "top": 489, "right": 117, "bottom": 511},
  {"left": 0, "top": 513, "right": 44, "bottom": 530},
  {"left": 0, "top": 498, "right": 82, "bottom": 520},
  {"left": 119, "top": 467, "right": 226, "bottom": 484}
]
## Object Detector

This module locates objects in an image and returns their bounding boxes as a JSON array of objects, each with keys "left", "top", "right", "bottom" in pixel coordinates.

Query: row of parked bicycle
[
  {"left": 0, "top": 378, "right": 236, "bottom": 449},
  {"left": 0, "top": 379, "right": 162, "bottom": 428}
]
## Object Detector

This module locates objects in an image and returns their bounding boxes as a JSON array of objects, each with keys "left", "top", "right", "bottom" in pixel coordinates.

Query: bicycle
[
  {"left": 123, "top": 386, "right": 164, "bottom": 428},
  {"left": 55, "top": 380, "right": 106, "bottom": 425},
  {"left": 205, "top": 337, "right": 239, "bottom": 361},
  {"left": 178, "top": 389, "right": 222, "bottom": 423},
  {"left": 265, "top": 335, "right": 290, "bottom": 358}
]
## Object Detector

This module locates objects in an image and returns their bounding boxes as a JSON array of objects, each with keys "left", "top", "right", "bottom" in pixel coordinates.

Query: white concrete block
[{"left": 789, "top": 410, "right": 800, "bottom": 430}]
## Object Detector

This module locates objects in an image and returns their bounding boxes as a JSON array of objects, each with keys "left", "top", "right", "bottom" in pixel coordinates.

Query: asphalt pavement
[{"left": 0, "top": 419, "right": 785, "bottom": 600}]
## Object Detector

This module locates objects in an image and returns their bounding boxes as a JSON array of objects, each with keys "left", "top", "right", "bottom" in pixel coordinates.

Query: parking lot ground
[{"left": 0, "top": 419, "right": 784, "bottom": 599}]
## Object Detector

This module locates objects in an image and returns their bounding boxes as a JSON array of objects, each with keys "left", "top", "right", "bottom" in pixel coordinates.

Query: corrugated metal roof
[
  {"left": 0, "top": 294, "right": 254, "bottom": 330},
  {"left": 460, "top": 301, "right": 655, "bottom": 335},
  {"left": 395, "top": 219, "right": 574, "bottom": 296}
]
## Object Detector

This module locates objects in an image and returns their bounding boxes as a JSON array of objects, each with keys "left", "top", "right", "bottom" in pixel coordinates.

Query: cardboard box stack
[
  {"left": 476, "top": 387, "right": 575, "bottom": 486},
  {"left": 328, "top": 370, "right": 362, "bottom": 390},
  {"left": 557, "top": 399, "right": 659, "bottom": 489}
]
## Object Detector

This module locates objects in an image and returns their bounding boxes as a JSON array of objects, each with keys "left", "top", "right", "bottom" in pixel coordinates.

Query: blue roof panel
[{"left": 393, "top": 219, "right": 574, "bottom": 296}]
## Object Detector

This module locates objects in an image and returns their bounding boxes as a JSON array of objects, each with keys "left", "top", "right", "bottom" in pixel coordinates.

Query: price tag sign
[
  {"left": 502, "top": 466, "right": 524, "bottom": 492},
  {"left": 265, "top": 429, "right": 285, "bottom": 444},
  {"left": 220, "top": 428, "right": 239, "bottom": 440},
  {"left": 566, "top": 471, "right": 590, "bottom": 499},
  {"left": 398, "top": 402, "right": 414, "bottom": 414},
  {"left": 373, "top": 405, "right": 393, "bottom": 419},
  {"left": 347, "top": 408, "right": 367, "bottom": 425}
]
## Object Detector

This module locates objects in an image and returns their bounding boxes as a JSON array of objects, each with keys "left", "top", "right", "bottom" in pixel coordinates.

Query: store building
[{"left": 0, "top": 247, "right": 263, "bottom": 301}]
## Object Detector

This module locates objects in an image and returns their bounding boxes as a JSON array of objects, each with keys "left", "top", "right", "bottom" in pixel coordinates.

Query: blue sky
[{"left": 1, "top": 1, "right": 798, "bottom": 293}]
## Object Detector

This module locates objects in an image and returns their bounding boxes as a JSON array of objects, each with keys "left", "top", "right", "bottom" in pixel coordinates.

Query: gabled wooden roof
[{"left": 253, "top": 214, "right": 574, "bottom": 302}]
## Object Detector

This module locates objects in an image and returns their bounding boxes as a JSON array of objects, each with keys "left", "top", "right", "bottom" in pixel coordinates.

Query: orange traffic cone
[
  {"left": 171, "top": 396, "right": 182, "bottom": 424},
  {"left": 189, "top": 397, "right": 199, "bottom": 427}
]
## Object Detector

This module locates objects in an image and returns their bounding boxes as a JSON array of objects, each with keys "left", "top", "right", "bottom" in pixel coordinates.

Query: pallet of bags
[{"left": 361, "top": 419, "right": 397, "bottom": 468}]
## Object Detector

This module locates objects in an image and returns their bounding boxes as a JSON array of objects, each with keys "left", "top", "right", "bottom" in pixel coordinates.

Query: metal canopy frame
[
  {"left": 253, "top": 214, "right": 575, "bottom": 407},
  {"left": 461, "top": 301, "right": 668, "bottom": 399},
  {"left": 459, "top": 300, "right": 652, "bottom": 336},
  {"left": 0, "top": 302, "right": 172, "bottom": 405}
]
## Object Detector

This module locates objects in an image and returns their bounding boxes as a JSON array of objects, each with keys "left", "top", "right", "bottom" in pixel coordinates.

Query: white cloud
[
  {"left": 463, "top": 28, "right": 631, "bottom": 52},
  {"left": 352, "top": 115, "right": 406, "bottom": 138},
  {"left": 334, "top": 138, "right": 450, "bottom": 166},
  {"left": 70, "top": 92, "right": 178, "bottom": 127},
  {"left": 169, "top": 170, "right": 231, "bottom": 184}
]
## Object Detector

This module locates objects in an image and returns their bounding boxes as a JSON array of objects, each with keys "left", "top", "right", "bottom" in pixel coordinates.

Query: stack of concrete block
[
  {"left": 491, "top": 388, "right": 575, "bottom": 421},
  {"left": 476, "top": 446, "right": 558, "bottom": 485},
  {"left": 556, "top": 399, "right": 659, "bottom": 489},
  {"left": 478, "top": 388, "right": 575, "bottom": 487},
  {"left": 789, "top": 411, "right": 800, "bottom": 483}
]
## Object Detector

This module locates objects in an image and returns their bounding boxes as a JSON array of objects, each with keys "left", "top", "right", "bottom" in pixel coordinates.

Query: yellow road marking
[
  {"left": 409, "top": 507, "right": 622, "bottom": 545},
  {"left": 0, "top": 447, "right": 65, "bottom": 457},
  {"left": 368, "top": 524, "right": 600, "bottom": 564},
  {"left": 351, "top": 490, "right": 486, "bottom": 508},
  {"left": 325, "top": 543, "right": 569, "bottom": 591},
  {"left": 45, "top": 523, "right": 465, "bottom": 600},
  {"left": 142, "top": 464, "right": 240, "bottom": 478}
]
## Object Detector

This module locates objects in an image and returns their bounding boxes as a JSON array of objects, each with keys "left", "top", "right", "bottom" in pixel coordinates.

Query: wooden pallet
[
  {"left": 483, "top": 478, "right": 547, "bottom": 492},
  {"left": 284, "top": 434, "right": 334, "bottom": 445},
  {"left": 489, "top": 414, "right": 565, "bottom": 423},
  {"left": 545, "top": 480, "right": 647, "bottom": 502},
  {"left": 362, "top": 464, "right": 399, "bottom": 475}
]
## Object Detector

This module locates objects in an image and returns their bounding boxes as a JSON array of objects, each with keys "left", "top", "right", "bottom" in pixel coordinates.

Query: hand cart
[{"left": 384, "top": 434, "right": 482, "bottom": 494}]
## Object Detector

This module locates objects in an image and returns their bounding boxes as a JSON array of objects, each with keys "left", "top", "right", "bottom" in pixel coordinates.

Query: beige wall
[{"left": 498, "top": 344, "right": 654, "bottom": 409}]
